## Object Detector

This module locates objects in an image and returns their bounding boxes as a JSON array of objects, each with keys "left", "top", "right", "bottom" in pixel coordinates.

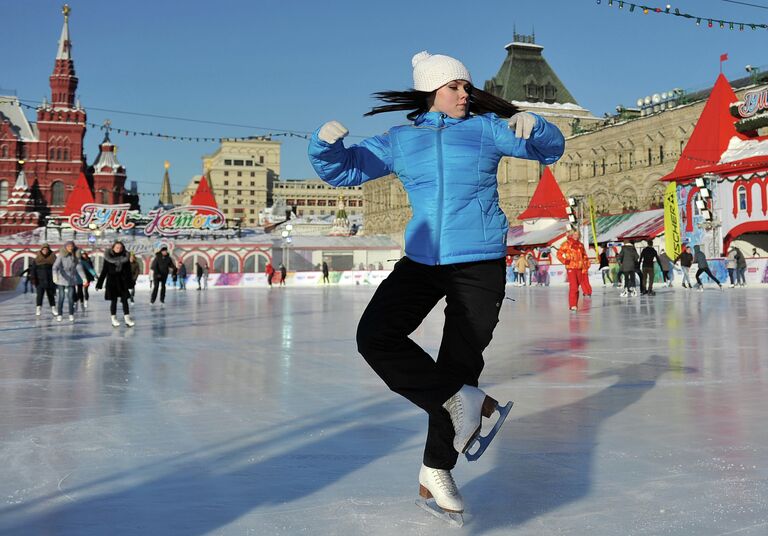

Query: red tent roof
[
  {"left": 62, "top": 172, "right": 95, "bottom": 216},
  {"left": 517, "top": 166, "right": 567, "bottom": 220},
  {"left": 661, "top": 73, "right": 743, "bottom": 182},
  {"left": 190, "top": 175, "right": 218, "bottom": 208}
]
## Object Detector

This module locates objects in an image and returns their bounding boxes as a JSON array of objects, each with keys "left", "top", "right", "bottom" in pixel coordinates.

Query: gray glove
[
  {"left": 318, "top": 121, "right": 349, "bottom": 144},
  {"left": 507, "top": 112, "right": 537, "bottom": 139}
]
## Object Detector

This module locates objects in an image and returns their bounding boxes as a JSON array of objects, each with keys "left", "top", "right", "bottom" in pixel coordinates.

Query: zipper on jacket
[{"left": 435, "top": 114, "right": 445, "bottom": 264}]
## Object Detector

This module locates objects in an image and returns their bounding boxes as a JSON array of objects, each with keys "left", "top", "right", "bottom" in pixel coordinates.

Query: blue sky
[{"left": 3, "top": 0, "right": 768, "bottom": 205}]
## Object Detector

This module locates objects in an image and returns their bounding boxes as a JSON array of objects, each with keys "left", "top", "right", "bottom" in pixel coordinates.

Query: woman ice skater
[{"left": 308, "top": 51, "right": 564, "bottom": 520}]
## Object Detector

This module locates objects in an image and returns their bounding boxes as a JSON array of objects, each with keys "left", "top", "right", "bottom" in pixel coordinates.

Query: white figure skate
[
  {"left": 415, "top": 464, "right": 464, "bottom": 527},
  {"left": 443, "top": 385, "right": 513, "bottom": 462},
  {"left": 111, "top": 315, "right": 120, "bottom": 327},
  {"left": 124, "top": 315, "right": 135, "bottom": 327}
]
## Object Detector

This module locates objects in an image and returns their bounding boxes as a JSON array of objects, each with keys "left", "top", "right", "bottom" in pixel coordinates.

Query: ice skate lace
[
  {"left": 445, "top": 395, "right": 464, "bottom": 431},
  {"left": 433, "top": 469, "right": 459, "bottom": 495}
]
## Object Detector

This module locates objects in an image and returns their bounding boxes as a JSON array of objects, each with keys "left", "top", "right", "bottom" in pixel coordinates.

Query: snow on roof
[
  {"left": 0, "top": 97, "right": 37, "bottom": 141},
  {"left": 719, "top": 136, "right": 768, "bottom": 164},
  {"left": 509, "top": 101, "right": 586, "bottom": 111},
  {"left": 507, "top": 223, "right": 566, "bottom": 247}
]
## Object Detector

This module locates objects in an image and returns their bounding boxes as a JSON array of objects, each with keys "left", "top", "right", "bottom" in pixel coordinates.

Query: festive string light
[{"left": 596, "top": 2, "right": 768, "bottom": 30}]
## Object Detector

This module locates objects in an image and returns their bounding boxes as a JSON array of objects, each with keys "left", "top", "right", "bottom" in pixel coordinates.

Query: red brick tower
[{"left": 30, "top": 3, "right": 88, "bottom": 216}]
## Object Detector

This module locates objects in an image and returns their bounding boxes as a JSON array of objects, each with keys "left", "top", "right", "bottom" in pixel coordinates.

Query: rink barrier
[{"left": 3, "top": 259, "right": 768, "bottom": 290}]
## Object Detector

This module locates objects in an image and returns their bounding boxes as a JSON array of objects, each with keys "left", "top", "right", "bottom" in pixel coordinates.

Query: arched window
[
  {"left": 63, "top": 148, "right": 69, "bottom": 161},
  {"left": 0, "top": 180, "right": 8, "bottom": 204},
  {"left": 51, "top": 181, "right": 65, "bottom": 205},
  {"left": 0, "top": 258, "right": 6, "bottom": 277},
  {"left": 11, "top": 255, "right": 35, "bottom": 276},
  {"left": 1, "top": 145, "right": 8, "bottom": 158},
  {"left": 182, "top": 252, "right": 210, "bottom": 275},
  {"left": 49, "top": 147, "right": 56, "bottom": 160},
  {"left": 738, "top": 186, "right": 748, "bottom": 211},
  {"left": 213, "top": 253, "right": 239, "bottom": 273},
  {"left": 659, "top": 145, "right": 665, "bottom": 164},
  {"left": 243, "top": 253, "right": 268, "bottom": 273},
  {"left": 56, "top": 148, "right": 63, "bottom": 161},
  {"left": 100, "top": 189, "right": 109, "bottom": 204}
]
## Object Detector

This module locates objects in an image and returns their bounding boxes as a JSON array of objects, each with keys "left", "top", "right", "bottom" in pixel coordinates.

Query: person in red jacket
[
  {"left": 265, "top": 262, "right": 275, "bottom": 287},
  {"left": 556, "top": 228, "right": 591, "bottom": 311}
]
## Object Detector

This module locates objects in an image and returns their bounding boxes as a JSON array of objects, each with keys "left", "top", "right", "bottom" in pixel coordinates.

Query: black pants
[
  {"left": 636, "top": 269, "right": 645, "bottom": 293},
  {"left": 696, "top": 267, "right": 721, "bottom": 286},
  {"left": 110, "top": 295, "right": 130, "bottom": 315},
  {"left": 642, "top": 266, "right": 656, "bottom": 292},
  {"left": 356, "top": 257, "right": 506, "bottom": 470},
  {"left": 36, "top": 285, "right": 55, "bottom": 307},
  {"left": 151, "top": 277, "right": 167, "bottom": 303},
  {"left": 75, "top": 284, "right": 89, "bottom": 303},
  {"left": 622, "top": 270, "right": 636, "bottom": 289}
]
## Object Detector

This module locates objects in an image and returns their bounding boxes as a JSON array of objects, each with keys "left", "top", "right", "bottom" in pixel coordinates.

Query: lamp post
[{"left": 281, "top": 223, "right": 293, "bottom": 272}]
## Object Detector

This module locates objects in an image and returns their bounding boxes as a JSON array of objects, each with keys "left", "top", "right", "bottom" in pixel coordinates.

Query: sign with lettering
[
  {"left": 69, "top": 203, "right": 137, "bottom": 232},
  {"left": 730, "top": 87, "right": 768, "bottom": 133},
  {"left": 144, "top": 205, "right": 226, "bottom": 236},
  {"left": 68, "top": 204, "right": 226, "bottom": 236}
]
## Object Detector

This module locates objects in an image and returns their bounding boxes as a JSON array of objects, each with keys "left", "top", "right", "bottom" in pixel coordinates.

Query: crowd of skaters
[
  {"left": 19, "top": 236, "right": 759, "bottom": 321},
  {"left": 507, "top": 232, "right": 756, "bottom": 312},
  {"left": 21, "top": 240, "right": 215, "bottom": 327}
]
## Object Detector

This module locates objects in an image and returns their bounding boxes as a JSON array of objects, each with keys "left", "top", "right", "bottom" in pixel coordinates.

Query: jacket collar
[{"left": 413, "top": 111, "right": 467, "bottom": 128}]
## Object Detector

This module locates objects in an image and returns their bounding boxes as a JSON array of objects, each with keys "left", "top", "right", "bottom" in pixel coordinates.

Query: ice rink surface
[{"left": 0, "top": 284, "right": 767, "bottom": 536}]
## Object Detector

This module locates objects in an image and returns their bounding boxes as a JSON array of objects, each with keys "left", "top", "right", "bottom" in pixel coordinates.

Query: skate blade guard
[
  {"left": 415, "top": 498, "right": 464, "bottom": 527},
  {"left": 464, "top": 400, "right": 513, "bottom": 462}
]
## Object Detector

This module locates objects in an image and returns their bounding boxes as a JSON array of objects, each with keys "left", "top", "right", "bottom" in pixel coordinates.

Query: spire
[
  {"left": 14, "top": 169, "right": 28, "bottom": 191},
  {"left": 517, "top": 166, "right": 568, "bottom": 220},
  {"left": 49, "top": 4, "right": 78, "bottom": 108},
  {"left": 5, "top": 169, "right": 33, "bottom": 208},
  {"left": 158, "top": 161, "right": 174, "bottom": 207},
  {"left": 57, "top": 4, "right": 72, "bottom": 60}
]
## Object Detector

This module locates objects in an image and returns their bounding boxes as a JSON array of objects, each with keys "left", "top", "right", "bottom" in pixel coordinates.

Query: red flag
[{"left": 720, "top": 53, "right": 729, "bottom": 62}]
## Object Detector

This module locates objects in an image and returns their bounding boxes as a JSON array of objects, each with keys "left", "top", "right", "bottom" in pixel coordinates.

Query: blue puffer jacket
[{"left": 308, "top": 112, "right": 565, "bottom": 265}]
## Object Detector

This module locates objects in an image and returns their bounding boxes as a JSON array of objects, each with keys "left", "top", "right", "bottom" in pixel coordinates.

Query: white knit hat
[{"left": 411, "top": 51, "right": 472, "bottom": 92}]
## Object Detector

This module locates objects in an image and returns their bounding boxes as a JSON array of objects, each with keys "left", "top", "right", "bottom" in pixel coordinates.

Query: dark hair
[{"left": 364, "top": 85, "right": 519, "bottom": 121}]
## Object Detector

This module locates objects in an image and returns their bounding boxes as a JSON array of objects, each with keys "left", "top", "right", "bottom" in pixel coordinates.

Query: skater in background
[
  {"left": 633, "top": 242, "right": 646, "bottom": 295},
  {"left": 515, "top": 253, "right": 528, "bottom": 287},
  {"left": 196, "top": 260, "right": 204, "bottom": 290},
  {"left": 19, "top": 266, "right": 34, "bottom": 294},
  {"left": 526, "top": 252, "right": 537, "bottom": 286},
  {"left": 279, "top": 263, "right": 287, "bottom": 286},
  {"left": 75, "top": 250, "right": 97, "bottom": 311},
  {"left": 726, "top": 247, "right": 738, "bottom": 287},
  {"left": 675, "top": 245, "right": 694, "bottom": 289},
  {"left": 177, "top": 260, "right": 187, "bottom": 290},
  {"left": 202, "top": 263, "right": 209, "bottom": 290},
  {"left": 150, "top": 246, "right": 177, "bottom": 304},
  {"left": 32, "top": 243, "right": 56, "bottom": 316},
  {"left": 265, "top": 262, "right": 275, "bottom": 287},
  {"left": 96, "top": 241, "right": 135, "bottom": 327},
  {"left": 129, "top": 253, "right": 141, "bottom": 302},
  {"left": 309, "top": 50, "right": 564, "bottom": 518},
  {"left": 52, "top": 241, "right": 84, "bottom": 322},
  {"left": 735, "top": 246, "right": 747, "bottom": 286},
  {"left": 322, "top": 261, "right": 330, "bottom": 284},
  {"left": 659, "top": 249, "right": 673, "bottom": 287},
  {"left": 556, "top": 228, "right": 590, "bottom": 310},
  {"left": 693, "top": 244, "right": 723, "bottom": 291},
  {"left": 599, "top": 245, "right": 612, "bottom": 286},
  {"left": 640, "top": 240, "right": 663, "bottom": 296},
  {"left": 617, "top": 241, "right": 639, "bottom": 297}
]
